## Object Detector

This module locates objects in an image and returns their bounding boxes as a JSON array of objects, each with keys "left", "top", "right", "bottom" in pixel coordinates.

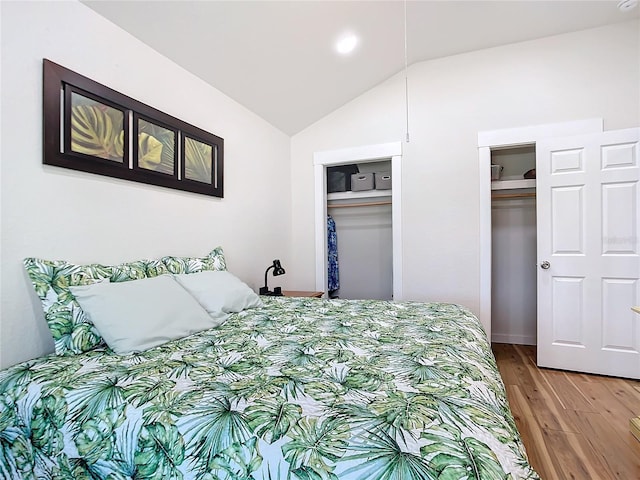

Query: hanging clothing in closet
[{"left": 327, "top": 215, "right": 339, "bottom": 295}]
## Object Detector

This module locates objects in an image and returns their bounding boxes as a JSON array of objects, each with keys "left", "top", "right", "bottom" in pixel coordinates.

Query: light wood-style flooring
[{"left": 492, "top": 343, "right": 640, "bottom": 480}]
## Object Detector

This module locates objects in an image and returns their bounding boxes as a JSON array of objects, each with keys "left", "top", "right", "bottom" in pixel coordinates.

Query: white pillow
[
  {"left": 70, "top": 275, "right": 215, "bottom": 354},
  {"left": 173, "top": 270, "right": 262, "bottom": 324}
]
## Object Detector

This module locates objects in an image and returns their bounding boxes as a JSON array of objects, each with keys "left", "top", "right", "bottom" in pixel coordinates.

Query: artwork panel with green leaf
[
  {"left": 70, "top": 92, "right": 124, "bottom": 162},
  {"left": 184, "top": 137, "right": 213, "bottom": 184},
  {"left": 138, "top": 119, "right": 175, "bottom": 175}
]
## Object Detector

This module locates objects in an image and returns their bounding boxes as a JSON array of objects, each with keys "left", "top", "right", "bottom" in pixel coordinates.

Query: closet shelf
[
  {"left": 491, "top": 179, "right": 535, "bottom": 190},
  {"left": 327, "top": 190, "right": 391, "bottom": 201},
  {"left": 328, "top": 200, "right": 391, "bottom": 209}
]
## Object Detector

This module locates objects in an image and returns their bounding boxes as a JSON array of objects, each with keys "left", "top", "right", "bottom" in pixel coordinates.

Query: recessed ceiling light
[
  {"left": 336, "top": 34, "right": 359, "bottom": 55},
  {"left": 618, "top": 0, "right": 638, "bottom": 12}
]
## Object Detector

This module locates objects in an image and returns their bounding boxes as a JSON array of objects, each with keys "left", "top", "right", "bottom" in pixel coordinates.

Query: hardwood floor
[{"left": 492, "top": 343, "right": 640, "bottom": 480}]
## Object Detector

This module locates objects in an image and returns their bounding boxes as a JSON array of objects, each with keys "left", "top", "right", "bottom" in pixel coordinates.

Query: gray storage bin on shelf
[
  {"left": 375, "top": 172, "right": 392, "bottom": 190},
  {"left": 327, "top": 171, "right": 348, "bottom": 193},
  {"left": 351, "top": 172, "right": 374, "bottom": 191},
  {"left": 327, "top": 164, "right": 359, "bottom": 193}
]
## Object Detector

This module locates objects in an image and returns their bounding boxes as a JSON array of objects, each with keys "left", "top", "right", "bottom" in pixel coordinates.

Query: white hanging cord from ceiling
[{"left": 404, "top": 0, "right": 410, "bottom": 143}]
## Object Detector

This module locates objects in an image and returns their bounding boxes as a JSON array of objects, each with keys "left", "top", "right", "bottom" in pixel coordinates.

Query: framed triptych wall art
[{"left": 43, "top": 59, "right": 224, "bottom": 197}]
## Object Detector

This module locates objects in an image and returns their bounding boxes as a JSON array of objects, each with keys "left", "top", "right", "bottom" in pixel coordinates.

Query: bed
[{"left": 0, "top": 248, "right": 539, "bottom": 479}]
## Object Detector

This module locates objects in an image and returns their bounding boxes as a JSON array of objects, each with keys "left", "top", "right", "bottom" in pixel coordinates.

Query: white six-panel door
[{"left": 537, "top": 128, "right": 640, "bottom": 379}]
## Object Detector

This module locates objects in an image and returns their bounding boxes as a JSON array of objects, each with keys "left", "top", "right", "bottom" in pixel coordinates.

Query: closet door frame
[
  {"left": 477, "top": 118, "right": 603, "bottom": 341},
  {"left": 313, "top": 142, "right": 403, "bottom": 300}
]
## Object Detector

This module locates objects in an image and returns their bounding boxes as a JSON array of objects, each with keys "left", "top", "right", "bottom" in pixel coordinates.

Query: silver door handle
[{"left": 540, "top": 261, "right": 550, "bottom": 269}]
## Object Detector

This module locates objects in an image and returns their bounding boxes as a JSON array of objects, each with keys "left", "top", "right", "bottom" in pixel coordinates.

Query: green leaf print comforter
[{"left": 0, "top": 297, "right": 539, "bottom": 479}]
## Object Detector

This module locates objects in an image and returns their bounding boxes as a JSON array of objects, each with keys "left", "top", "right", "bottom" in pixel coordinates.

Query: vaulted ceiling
[{"left": 83, "top": 1, "right": 639, "bottom": 135}]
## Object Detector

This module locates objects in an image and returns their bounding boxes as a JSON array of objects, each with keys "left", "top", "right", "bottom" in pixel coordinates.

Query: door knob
[{"left": 540, "top": 261, "right": 550, "bottom": 270}]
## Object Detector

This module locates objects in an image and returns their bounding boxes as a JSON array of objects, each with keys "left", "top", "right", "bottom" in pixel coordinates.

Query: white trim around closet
[{"left": 314, "top": 141, "right": 403, "bottom": 300}]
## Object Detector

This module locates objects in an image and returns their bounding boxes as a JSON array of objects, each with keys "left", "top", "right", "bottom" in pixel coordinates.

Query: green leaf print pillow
[
  {"left": 24, "top": 247, "right": 226, "bottom": 356},
  {"left": 161, "top": 246, "right": 226, "bottom": 274}
]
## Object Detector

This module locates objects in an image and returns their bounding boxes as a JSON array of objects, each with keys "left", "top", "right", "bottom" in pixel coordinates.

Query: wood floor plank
[
  {"left": 600, "top": 375, "right": 640, "bottom": 416},
  {"left": 539, "top": 368, "right": 596, "bottom": 413},
  {"left": 493, "top": 343, "right": 525, "bottom": 386},
  {"left": 544, "top": 428, "right": 615, "bottom": 480},
  {"left": 493, "top": 343, "right": 640, "bottom": 480},
  {"left": 565, "top": 410, "right": 640, "bottom": 479},
  {"left": 514, "top": 356, "right": 579, "bottom": 433},
  {"left": 569, "top": 374, "right": 638, "bottom": 435},
  {"left": 505, "top": 384, "right": 560, "bottom": 480}
]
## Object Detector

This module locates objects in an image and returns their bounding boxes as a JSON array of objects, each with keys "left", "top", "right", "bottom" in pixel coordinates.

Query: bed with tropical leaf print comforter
[{"left": 0, "top": 297, "right": 539, "bottom": 479}]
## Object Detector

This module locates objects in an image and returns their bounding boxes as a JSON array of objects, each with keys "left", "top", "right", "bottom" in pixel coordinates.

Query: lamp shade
[
  {"left": 260, "top": 259, "right": 286, "bottom": 296},
  {"left": 272, "top": 259, "right": 285, "bottom": 276}
]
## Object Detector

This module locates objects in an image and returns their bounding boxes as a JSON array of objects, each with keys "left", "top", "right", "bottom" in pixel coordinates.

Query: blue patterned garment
[{"left": 327, "top": 214, "right": 339, "bottom": 292}]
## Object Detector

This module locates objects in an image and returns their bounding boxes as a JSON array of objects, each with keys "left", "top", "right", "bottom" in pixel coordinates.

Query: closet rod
[
  {"left": 491, "top": 192, "right": 536, "bottom": 200},
  {"left": 328, "top": 200, "right": 392, "bottom": 209}
]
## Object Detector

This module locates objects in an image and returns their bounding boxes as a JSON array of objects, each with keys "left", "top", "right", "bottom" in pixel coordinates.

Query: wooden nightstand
[{"left": 282, "top": 290, "right": 323, "bottom": 298}]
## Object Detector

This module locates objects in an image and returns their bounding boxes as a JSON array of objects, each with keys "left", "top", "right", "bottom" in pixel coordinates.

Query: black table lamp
[{"left": 260, "top": 259, "right": 285, "bottom": 296}]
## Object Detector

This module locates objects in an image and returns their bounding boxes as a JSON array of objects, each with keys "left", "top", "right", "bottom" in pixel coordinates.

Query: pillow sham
[
  {"left": 23, "top": 257, "right": 148, "bottom": 355},
  {"left": 173, "top": 270, "right": 262, "bottom": 327},
  {"left": 70, "top": 275, "right": 215, "bottom": 355},
  {"left": 162, "top": 246, "right": 227, "bottom": 274},
  {"left": 23, "top": 246, "right": 227, "bottom": 355}
]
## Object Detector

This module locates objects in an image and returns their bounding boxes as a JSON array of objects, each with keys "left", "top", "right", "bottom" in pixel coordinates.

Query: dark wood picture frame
[{"left": 43, "top": 59, "right": 224, "bottom": 197}]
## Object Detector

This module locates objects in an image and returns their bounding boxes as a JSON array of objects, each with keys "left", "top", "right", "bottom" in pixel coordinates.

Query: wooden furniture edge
[
  {"left": 282, "top": 290, "right": 324, "bottom": 298},
  {"left": 631, "top": 417, "right": 640, "bottom": 442}
]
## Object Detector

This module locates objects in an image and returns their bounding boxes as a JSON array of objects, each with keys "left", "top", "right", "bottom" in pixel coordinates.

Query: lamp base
[{"left": 259, "top": 286, "right": 283, "bottom": 296}]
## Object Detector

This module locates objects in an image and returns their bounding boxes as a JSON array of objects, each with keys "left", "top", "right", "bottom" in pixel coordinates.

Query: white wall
[
  {"left": 0, "top": 1, "right": 292, "bottom": 368},
  {"left": 291, "top": 21, "right": 640, "bottom": 317}
]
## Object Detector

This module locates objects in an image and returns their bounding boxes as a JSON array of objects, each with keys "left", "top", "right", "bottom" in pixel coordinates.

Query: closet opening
[
  {"left": 313, "top": 142, "right": 403, "bottom": 301},
  {"left": 327, "top": 160, "right": 392, "bottom": 300},
  {"left": 490, "top": 144, "right": 537, "bottom": 345},
  {"left": 478, "top": 118, "right": 603, "bottom": 343}
]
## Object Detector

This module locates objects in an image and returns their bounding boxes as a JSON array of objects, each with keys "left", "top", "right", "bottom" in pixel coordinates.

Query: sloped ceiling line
[{"left": 83, "top": 1, "right": 639, "bottom": 136}]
